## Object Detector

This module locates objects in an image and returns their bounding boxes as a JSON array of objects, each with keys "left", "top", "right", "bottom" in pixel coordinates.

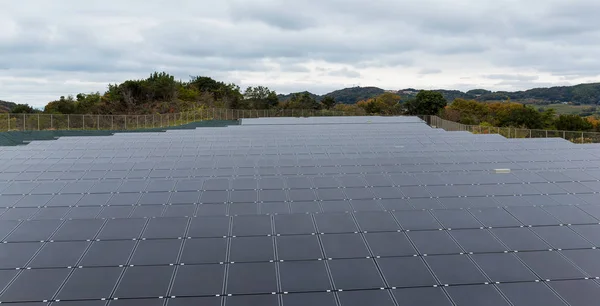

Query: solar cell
[
  {"left": 276, "top": 235, "right": 323, "bottom": 260},
  {"left": 338, "top": 290, "right": 396, "bottom": 306},
  {"left": 498, "top": 282, "right": 567, "bottom": 306},
  {"left": 80, "top": 240, "right": 136, "bottom": 267},
  {"left": 392, "top": 287, "right": 453, "bottom": 306},
  {"left": 170, "top": 264, "right": 225, "bottom": 296},
  {"left": 281, "top": 292, "right": 337, "bottom": 306},
  {"left": 113, "top": 266, "right": 174, "bottom": 298},
  {"left": 0, "top": 268, "right": 71, "bottom": 302},
  {"left": 28, "top": 241, "right": 89, "bottom": 268},
  {"left": 328, "top": 258, "right": 385, "bottom": 290},
  {"left": 56, "top": 267, "right": 123, "bottom": 300},
  {"left": 445, "top": 284, "right": 511, "bottom": 306}
]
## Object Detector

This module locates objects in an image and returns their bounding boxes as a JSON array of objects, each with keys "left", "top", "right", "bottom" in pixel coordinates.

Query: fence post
[
  {"left": 545, "top": 130, "right": 548, "bottom": 138},
  {"left": 582, "top": 132, "right": 584, "bottom": 144},
  {"left": 37, "top": 114, "right": 40, "bottom": 130},
  {"left": 529, "top": 129, "right": 532, "bottom": 138},
  {"left": 563, "top": 131, "right": 565, "bottom": 139}
]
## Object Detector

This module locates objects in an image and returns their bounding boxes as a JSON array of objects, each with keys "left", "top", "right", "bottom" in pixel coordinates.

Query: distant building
[{"left": 402, "top": 90, "right": 418, "bottom": 95}]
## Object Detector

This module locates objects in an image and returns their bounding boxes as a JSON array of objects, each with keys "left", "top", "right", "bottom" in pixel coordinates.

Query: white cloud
[{"left": 1, "top": 0, "right": 600, "bottom": 106}]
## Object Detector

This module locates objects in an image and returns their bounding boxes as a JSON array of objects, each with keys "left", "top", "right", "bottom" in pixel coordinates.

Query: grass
[{"left": 535, "top": 104, "right": 598, "bottom": 115}]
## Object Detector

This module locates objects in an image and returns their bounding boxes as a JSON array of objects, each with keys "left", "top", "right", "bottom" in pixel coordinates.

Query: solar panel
[{"left": 1, "top": 115, "right": 600, "bottom": 305}]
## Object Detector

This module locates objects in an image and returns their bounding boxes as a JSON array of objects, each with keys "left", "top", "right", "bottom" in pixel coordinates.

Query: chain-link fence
[
  {"left": 0, "top": 108, "right": 368, "bottom": 132},
  {"left": 5, "top": 111, "right": 595, "bottom": 144},
  {"left": 419, "top": 115, "right": 600, "bottom": 144}
]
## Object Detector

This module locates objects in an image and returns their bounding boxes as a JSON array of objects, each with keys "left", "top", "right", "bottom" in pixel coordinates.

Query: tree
[
  {"left": 147, "top": 72, "right": 178, "bottom": 101},
  {"left": 356, "top": 93, "right": 401, "bottom": 115},
  {"left": 321, "top": 96, "right": 337, "bottom": 109},
  {"left": 376, "top": 92, "right": 401, "bottom": 112},
  {"left": 191, "top": 77, "right": 242, "bottom": 108},
  {"left": 243, "top": 86, "right": 278, "bottom": 109},
  {"left": 11, "top": 104, "right": 37, "bottom": 113},
  {"left": 446, "top": 98, "right": 489, "bottom": 124},
  {"left": 555, "top": 114, "right": 593, "bottom": 131},
  {"left": 266, "top": 91, "right": 279, "bottom": 108},
  {"left": 540, "top": 108, "right": 557, "bottom": 129},
  {"left": 285, "top": 92, "right": 320, "bottom": 110},
  {"left": 44, "top": 96, "right": 76, "bottom": 114},
  {"left": 357, "top": 99, "right": 383, "bottom": 114},
  {"left": 74, "top": 92, "right": 102, "bottom": 114},
  {"left": 504, "top": 106, "right": 543, "bottom": 129},
  {"left": 404, "top": 90, "right": 447, "bottom": 115}
]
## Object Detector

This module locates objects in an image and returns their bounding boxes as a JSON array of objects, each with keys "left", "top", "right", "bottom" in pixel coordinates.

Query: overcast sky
[{"left": 1, "top": 0, "right": 600, "bottom": 107}]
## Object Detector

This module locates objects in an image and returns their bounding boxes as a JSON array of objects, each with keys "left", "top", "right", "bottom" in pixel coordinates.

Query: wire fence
[
  {"left": 419, "top": 115, "right": 600, "bottom": 144},
  {"left": 0, "top": 108, "right": 366, "bottom": 132},
  {"left": 3, "top": 111, "right": 597, "bottom": 144}
]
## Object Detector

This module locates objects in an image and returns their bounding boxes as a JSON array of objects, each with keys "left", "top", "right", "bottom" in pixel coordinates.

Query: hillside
[
  {"left": 277, "top": 91, "right": 321, "bottom": 103},
  {"left": 3, "top": 72, "right": 600, "bottom": 116},
  {"left": 0, "top": 100, "right": 17, "bottom": 112},
  {"left": 278, "top": 83, "right": 600, "bottom": 106},
  {"left": 326, "top": 87, "right": 385, "bottom": 104}
]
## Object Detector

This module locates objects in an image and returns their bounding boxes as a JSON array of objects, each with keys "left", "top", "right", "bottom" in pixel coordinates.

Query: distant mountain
[
  {"left": 276, "top": 91, "right": 321, "bottom": 102},
  {"left": 0, "top": 100, "right": 17, "bottom": 112},
  {"left": 325, "top": 87, "right": 385, "bottom": 104},
  {"left": 278, "top": 83, "right": 600, "bottom": 106},
  {"left": 476, "top": 83, "right": 600, "bottom": 105}
]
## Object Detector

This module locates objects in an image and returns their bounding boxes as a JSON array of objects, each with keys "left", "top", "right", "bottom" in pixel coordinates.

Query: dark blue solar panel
[{"left": 0, "top": 116, "right": 599, "bottom": 305}]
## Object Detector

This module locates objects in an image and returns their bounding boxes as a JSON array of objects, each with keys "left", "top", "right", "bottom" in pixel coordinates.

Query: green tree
[
  {"left": 146, "top": 72, "right": 178, "bottom": 101},
  {"left": 74, "top": 92, "right": 102, "bottom": 114},
  {"left": 11, "top": 104, "right": 38, "bottom": 113},
  {"left": 287, "top": 92, "right": 321, "bottom": 110},
  {"left": 503, "top": 106, "right": 543, "bottom": 129},
  {"left": 320, "top": 96, "right": 337, "bottom": 109},
  {"left": 266, "top": 91, "right": 279, "bottom": 108},
  {"left": 244, "top": 86, "right": 279, "bottom": 109},
  {"left": 44, "top": 96, "right": 76, "bottom": 114},
  {"left": 540, "top": 108, "right": 557, "bottom": 129},
  {"left": 404, "top": 90, "right": 447, "bottom": 115},
  {"left": 555, "top": 114, "right": 593, "bottom": 131},
  {"left": 446, "top": 98, "right": 489, "bottom": 124}
]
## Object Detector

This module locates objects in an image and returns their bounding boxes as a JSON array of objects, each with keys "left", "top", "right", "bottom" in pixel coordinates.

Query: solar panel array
[{"left": 1, "top": 116, "right": 600, "bottom": 306}]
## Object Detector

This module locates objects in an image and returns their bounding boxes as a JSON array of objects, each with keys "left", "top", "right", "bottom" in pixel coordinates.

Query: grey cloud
[
  {"left": 324, "top": 68, "right": 361, "bottom": 78},
  {"left": 227, "top": 0, "right": 316, "bottom": 30},
  {"left": 484, "top": 74, "right": 539, "bottom": 81},
  {"left": 280, "top": 64, "right": 311, "bottom": 73},
  {"left": 2, "top": 0, "right": 600, "bottom": 106},
  {"left": 493, "top": 80, "right": 573, "bottom": 90},
  {"left": 419, "top": 69, "right": 442, "bottom": 75}
]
